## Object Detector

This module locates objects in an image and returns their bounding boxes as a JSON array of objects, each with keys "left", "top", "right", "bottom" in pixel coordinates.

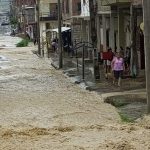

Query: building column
[
  {"left": 109, "top": 13, "right": 115, "bottom": 52},
  {"left": 81, "top": 19, "right": 87, "bottom": 41},
  {"left": 117, "top": 7, "right": 125, "bottom": 51},
  {"left": 87, "top": 20, "right": 93, "bottom": 59},
  {"left": 97, "top": 15, "right": 101, "bottom": 52},
  {"left": 88, "top": 20, "right": 91, "bottom": 44},
  {"left": 102, "top": 15, "right": 107, "bottom": 52}
]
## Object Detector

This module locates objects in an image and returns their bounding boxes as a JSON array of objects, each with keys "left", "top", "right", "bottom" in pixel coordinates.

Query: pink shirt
[{"left": 112, "top": 57, "right": 124, "bottom": 71}]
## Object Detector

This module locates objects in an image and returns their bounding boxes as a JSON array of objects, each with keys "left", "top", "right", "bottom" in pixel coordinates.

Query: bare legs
[
  {"left": 113, "top": 71, "right": 122, "bottom": 87},
  {"left": 118, "top": 77, "right": 121, "bottom": 86}
]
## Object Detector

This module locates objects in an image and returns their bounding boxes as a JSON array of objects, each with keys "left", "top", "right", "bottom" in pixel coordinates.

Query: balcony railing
[
  {"left": 40, "top": 11, "right": 58, "bottom": 21},
  {"left": 101, "top": 0, "right": 131, "bottom": 6}
]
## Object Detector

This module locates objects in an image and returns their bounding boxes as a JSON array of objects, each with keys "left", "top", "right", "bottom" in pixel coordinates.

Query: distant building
[{"left": 11, "top": 0, "right": 36, "bottom": 39}]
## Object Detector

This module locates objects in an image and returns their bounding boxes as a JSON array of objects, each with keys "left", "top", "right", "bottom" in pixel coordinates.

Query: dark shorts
[{"left": 114, "top": 70, "right": 123, "bottom": 79}]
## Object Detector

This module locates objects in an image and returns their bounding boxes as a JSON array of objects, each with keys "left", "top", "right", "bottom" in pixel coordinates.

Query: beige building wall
[
  {"left": 40, "top": 0, "right": 58, "bottom": 15},
  {"left": 39, "top": 0, "right": 58, "bottom": 52}
]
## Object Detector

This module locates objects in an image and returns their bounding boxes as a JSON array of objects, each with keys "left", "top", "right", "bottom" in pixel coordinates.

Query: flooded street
[
  {"left": 0, "top": 36, "right": 150, "bottom": 150},
  {"left": 0, "top": 36, "right": 21, "bottom": 49}
]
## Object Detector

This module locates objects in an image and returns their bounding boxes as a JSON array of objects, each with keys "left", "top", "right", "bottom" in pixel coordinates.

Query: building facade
[
  {"left": 11, "top": 0, "right": 36, "bottom": 39},
  {"left": 101, "top": 0, "right": 144, "bottom": 73},
  {"left": 39, "top": 0, "right": 58, "bottom": 51}
]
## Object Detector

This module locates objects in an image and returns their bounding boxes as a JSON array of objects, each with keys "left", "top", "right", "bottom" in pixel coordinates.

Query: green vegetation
[
  {"left": 119, "top": 112, "right": 134, "bottom": 123},
  {"left": 16, "top": 39, "right": 30, "bottom": 47}
]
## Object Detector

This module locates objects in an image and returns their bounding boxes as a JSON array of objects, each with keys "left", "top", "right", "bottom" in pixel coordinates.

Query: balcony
[
  {"left": 40, "top": 11, "right": 58, "bottom": 21},
  {"left": 101, "top": 0, "right": 131, "bottom": 6}
]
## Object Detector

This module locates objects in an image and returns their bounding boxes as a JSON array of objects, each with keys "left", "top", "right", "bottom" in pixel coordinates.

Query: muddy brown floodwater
[{"left": 0, "top": 45, "right": 150, "bottom": 150}]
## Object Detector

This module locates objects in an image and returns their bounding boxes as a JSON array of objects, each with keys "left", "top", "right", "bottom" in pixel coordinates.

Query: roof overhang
[
  {"left": 44, "top": 27, "right": 71, "bottom": 33},
  {"left": 97, "top": 11, "right": 111, "bottom": 15},
  {"left": 72, "top": 15, "right": 90, "bottom": 21}
]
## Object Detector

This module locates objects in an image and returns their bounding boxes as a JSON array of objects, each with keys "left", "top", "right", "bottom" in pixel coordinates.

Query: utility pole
[
  {"left": 89, "top": 0, "right": 100, "bottom": 80},
  {"left": 22, "top": 0, "right": 26, "bottom": 35},
  {"left": 36, "top": 0, "right": 41, "bottom": 56},
  {"left": 58, "top": 0, "right": 63, "bottom": 68},
  {"left": 143, "top": 0, "right": 150, "bottom": 113}
]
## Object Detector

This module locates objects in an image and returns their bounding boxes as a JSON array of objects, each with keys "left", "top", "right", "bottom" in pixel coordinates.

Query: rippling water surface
[{"left": 0, "top": 35, "right": 22, "bottom": 49}]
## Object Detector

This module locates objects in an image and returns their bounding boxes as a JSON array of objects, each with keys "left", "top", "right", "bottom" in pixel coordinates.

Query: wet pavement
[
  {"left": 0, "top": 37, "right": 150, "bottom": 149},
  {"left": 49, "top": 50, "right": 146, "bottom": 93}
]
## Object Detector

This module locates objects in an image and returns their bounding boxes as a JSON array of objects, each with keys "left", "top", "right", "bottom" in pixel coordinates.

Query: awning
[{"left": 45, "top": 27, "right": 71, "bottom": 33}]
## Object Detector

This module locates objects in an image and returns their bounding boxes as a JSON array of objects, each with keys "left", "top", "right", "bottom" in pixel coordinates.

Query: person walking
[
  {"left": 34, "top": 38, "right": 37, "bottom": 45},
  {"left": 111, "top": 52, "right": 125, "bottom": 86},
  {"left": 105, "top": 48, "right": 114, "bottom": 79},
  {"left": 51, "top": 38, "right": 58, "bottom": 52}
]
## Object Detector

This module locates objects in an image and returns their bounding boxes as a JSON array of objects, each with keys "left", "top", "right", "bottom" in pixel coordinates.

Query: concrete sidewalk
[
  {"left": 48, "top": 52, "right": 146, "bottom": 94},
  {"left": 48, "top": 54, "right": 148, "bottom": 122},
  {"left": 101, "top": 89, "right": 146, "bottom": 101}
]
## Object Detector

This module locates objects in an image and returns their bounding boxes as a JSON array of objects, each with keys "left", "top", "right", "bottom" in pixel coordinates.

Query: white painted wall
[{"left": 80, "top": 0, "right": 90, "bottom": 17}]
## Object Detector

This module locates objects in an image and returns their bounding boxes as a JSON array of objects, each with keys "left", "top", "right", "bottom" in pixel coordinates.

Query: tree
[{"left": 143, "top": 0, "right": 150, "bottom": 113}]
